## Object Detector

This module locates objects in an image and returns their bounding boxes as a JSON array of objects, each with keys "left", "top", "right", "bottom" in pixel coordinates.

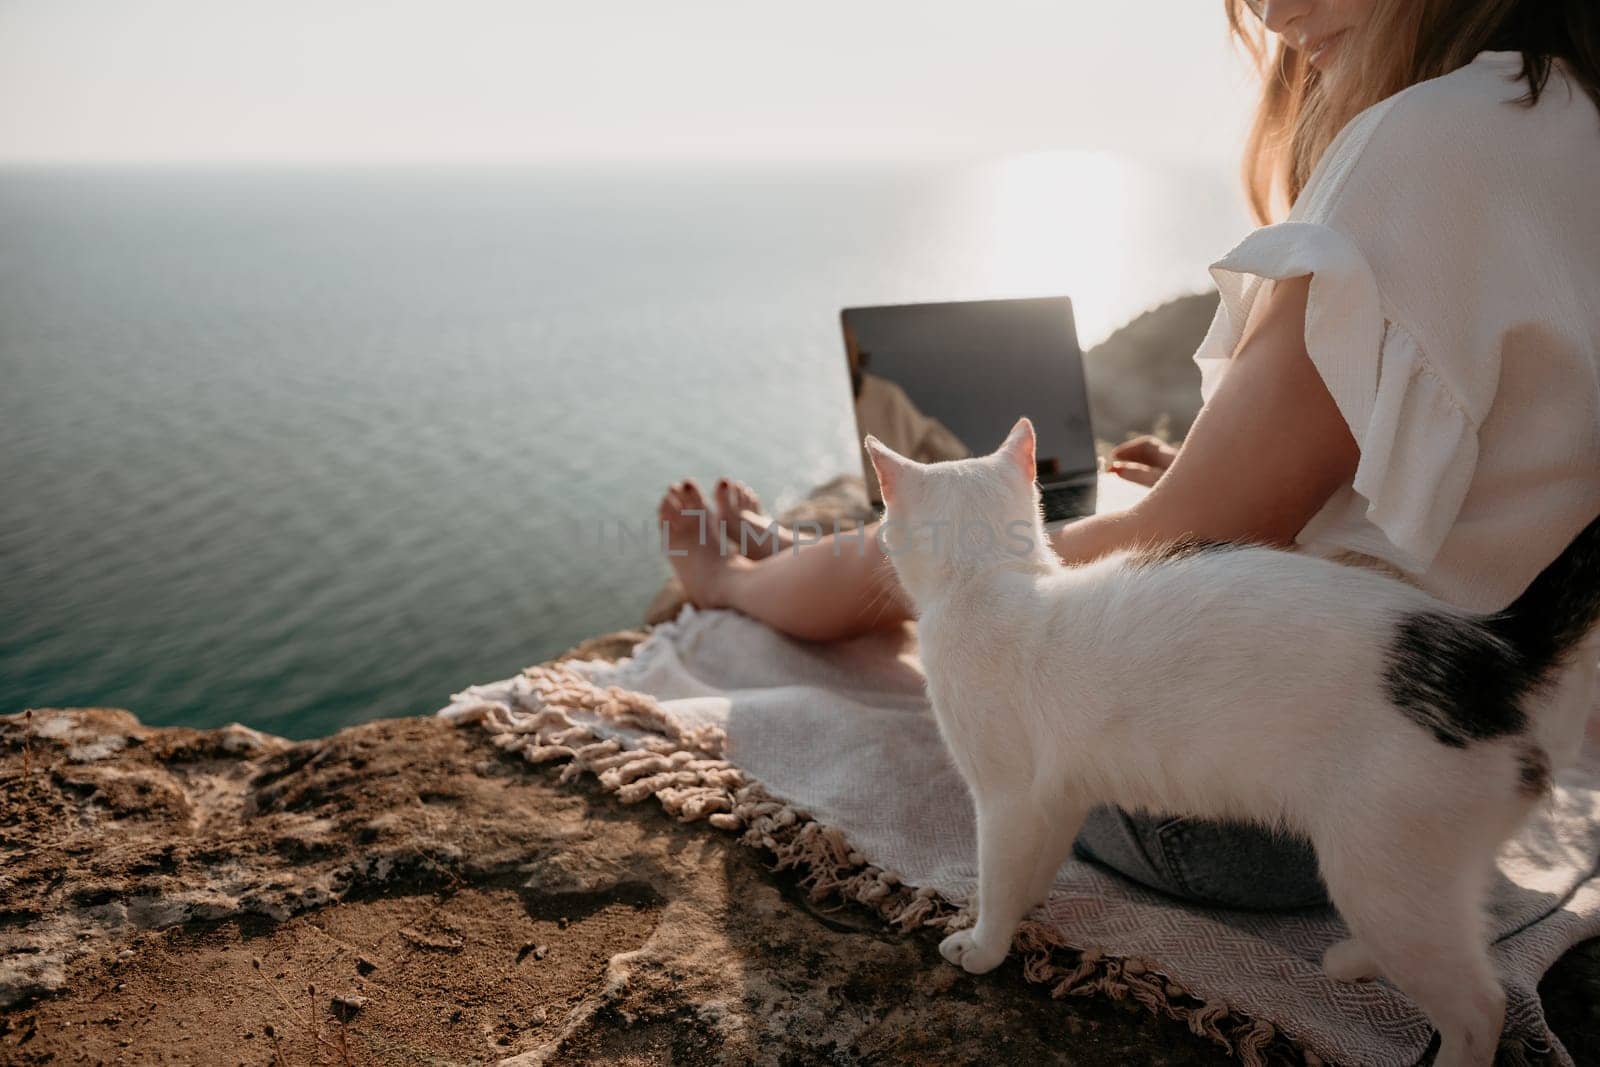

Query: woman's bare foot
[
  {"left": 658, "top": 478, "right": 752, "bottom": 608},
  {"left": 713, "top": 478, "right": 795, "bottom": 560}
]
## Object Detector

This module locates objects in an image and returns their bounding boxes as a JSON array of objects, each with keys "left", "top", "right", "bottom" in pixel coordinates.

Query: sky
[{"left": 0, "top": 0, "right": 1259, "bottom": 167}]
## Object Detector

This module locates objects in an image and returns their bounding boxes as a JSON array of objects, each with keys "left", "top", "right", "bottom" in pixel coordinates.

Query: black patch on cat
[
  {"left": 1383, "top": 513, "right": 1600, "bottom": 750},
  {"left": 1383, "top": 612, "right": 1530, "bottom": 747},
  {"left": 1124, "top": 537, "right": 1245, "bottom": 571},
  {"left": 1517, "top": 745, "right": 1552, "bottom": 799}
]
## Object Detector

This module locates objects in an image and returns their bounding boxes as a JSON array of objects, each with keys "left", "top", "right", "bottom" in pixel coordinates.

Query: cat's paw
[
  {"left": 938, "top": 929, "right": 1008, "bottom": 974},
  {"left": 1322, "top": 938, "right": 1381, "bottom": 983}
]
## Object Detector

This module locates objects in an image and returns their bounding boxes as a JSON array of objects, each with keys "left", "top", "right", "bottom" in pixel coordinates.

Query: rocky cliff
[{"left": 4, "top": 699, "right": 1598, "bottom": 1063}]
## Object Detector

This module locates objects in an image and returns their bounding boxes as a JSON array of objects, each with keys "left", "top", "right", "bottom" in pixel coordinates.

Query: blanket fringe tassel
[{"left": 447, "top": 659, "right": 1319, "bottom": 1067}]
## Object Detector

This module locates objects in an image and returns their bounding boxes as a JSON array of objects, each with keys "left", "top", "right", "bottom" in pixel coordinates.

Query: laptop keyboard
[
  {"left": 1040, "top": 481, "right": 1096, "bottom": 524},
  {"left": 868, "top": 480, "right": 1096, "bottom": 525}
]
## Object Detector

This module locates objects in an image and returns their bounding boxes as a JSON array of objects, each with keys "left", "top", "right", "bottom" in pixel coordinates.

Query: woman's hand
[{"left": 1106, "top": 435, "right": 1179, "bottom": 487}]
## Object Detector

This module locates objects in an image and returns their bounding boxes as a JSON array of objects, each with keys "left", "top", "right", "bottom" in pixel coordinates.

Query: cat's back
[
  {"left": 922, "top": 542, "right": 1454, "bottom": 693},
  {"left": 1031, "top": 540, "right": 1452, "bottom": 657}
]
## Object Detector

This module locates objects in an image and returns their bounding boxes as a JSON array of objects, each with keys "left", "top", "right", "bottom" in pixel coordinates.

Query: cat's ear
[
  {"left": 864, "top": 435, "right": 910, "bottom": 504},
  {"left": 998, "top": 417, "right": 1036, "bottom": 482}
]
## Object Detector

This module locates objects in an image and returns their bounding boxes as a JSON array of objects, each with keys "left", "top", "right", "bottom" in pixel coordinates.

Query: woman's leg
[
  {"left": 659, "top": 479, "right": 912, "bottom": 642},
  {"left": 1073, "top": 806, "right": 1328, "bottom": 911}
]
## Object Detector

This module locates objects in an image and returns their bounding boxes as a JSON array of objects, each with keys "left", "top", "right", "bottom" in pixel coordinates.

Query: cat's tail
[
  {"left": 1383, "top": 514, "right": 1598, "bottom": 763},
  {"left": 1487, "top": 512, "right": 1600, "bottom": 682}
]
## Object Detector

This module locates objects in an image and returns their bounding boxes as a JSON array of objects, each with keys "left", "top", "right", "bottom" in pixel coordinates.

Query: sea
[{"left": 0, "top": 156, "right": 1250, "bottom": 738}]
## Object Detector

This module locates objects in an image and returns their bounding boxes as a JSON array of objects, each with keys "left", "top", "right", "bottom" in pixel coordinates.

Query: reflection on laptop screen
[{"left": 841, "top": 296, "right": 1098, "bottom": 524}]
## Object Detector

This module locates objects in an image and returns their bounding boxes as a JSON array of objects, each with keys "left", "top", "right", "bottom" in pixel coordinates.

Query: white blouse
[{"left": 1193, "top": 50, "right": 1600, "bottom": 615}]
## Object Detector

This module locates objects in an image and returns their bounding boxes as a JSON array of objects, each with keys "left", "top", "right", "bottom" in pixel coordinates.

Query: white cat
[{"left": 865, "top": 417, "right": 1600, "bottom": 1067}]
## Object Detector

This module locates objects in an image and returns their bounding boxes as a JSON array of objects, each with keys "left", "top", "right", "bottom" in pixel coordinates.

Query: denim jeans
[{"left": 1073, "top": 805, "right": 1329, "bottom": 911}]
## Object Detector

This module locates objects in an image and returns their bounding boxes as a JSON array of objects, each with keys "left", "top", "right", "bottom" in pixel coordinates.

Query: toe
[
  {"left": 939, "top": 930, "right": 972, "bottom": 966},
  {"left": 682, "top": 478, "right": 708, "bottom": 510},
  {"left": 1323, "top": 938, "right": 1380, "bottom": 983},
  {"left": 963, "top": 941, "right": 1007, "bottom": 974},
  {"left": 659, "top": 484, "right": 700, "bottom": 533}
]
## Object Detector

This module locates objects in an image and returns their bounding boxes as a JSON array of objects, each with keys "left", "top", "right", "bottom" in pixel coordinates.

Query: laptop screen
[{"left": 840, "top": 296, "right": 1097, "bottom": 507}]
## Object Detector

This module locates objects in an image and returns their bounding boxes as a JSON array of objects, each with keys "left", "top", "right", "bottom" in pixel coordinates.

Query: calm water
[{"left": 0, "top": 159, "right": 1248, "bottom": 738}]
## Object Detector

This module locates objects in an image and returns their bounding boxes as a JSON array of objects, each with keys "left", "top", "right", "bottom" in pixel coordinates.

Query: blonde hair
[{"left": 1228, "top": 0, "right": 1600, "bottom": 224}]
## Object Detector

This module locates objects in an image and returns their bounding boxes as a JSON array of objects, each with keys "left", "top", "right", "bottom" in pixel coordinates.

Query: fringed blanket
[{"left": 438, "top": 604, "right": 1600, "bottom": 1065}]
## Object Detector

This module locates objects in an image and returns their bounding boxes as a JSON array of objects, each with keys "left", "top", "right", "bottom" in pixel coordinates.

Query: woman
[{"left": 658, "top": 0, "right": 1600, "bottom": 909}]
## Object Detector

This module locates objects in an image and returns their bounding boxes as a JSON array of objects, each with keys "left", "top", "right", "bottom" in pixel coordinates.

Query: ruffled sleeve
[
  {"left": 1192, "top": 51, "right": 1600, "bottom": 615},
  {"left": 1192, "top": 221, "right": 1482, "bottom": 576}
]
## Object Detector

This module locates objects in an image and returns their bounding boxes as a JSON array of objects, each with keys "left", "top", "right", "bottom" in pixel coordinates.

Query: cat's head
[{"left": 864, "top": 417, "right": 1051, "bottom": 604}]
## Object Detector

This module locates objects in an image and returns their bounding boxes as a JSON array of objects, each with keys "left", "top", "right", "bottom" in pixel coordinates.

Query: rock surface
[
  {"left": 1082, "top": 291, "right": 1220, "bottom": 447},
  {"left": 2, "top": 706, "right": 1597, "bottom": 1065}
]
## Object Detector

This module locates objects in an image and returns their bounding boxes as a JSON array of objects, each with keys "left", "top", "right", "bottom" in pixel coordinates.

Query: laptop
[{"left": 840, "top": 296, "right": 1097, "bottom": 529}]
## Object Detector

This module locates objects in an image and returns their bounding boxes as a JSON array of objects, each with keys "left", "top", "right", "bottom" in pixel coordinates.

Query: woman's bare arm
[{"left": 1050, "top": 275, "right": 1359, "bottom": 564}]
